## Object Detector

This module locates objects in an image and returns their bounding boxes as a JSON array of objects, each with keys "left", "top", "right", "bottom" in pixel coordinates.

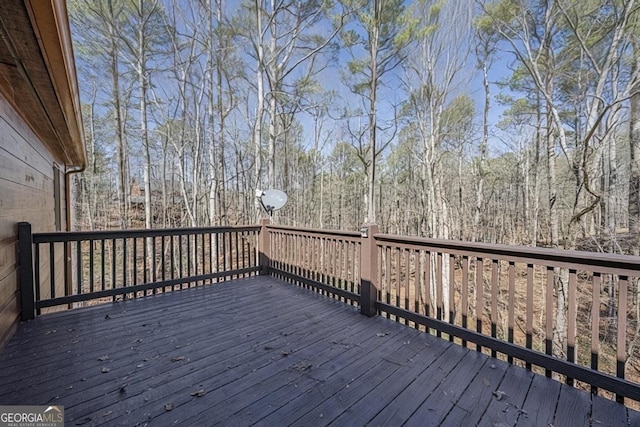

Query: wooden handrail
[{"left": 21, "top": 223, "right": 262, "bottom": 314}]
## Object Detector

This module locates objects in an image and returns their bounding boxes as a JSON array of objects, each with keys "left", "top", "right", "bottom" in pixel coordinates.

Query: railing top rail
[
  {"left": 266, "top": 224, "right": 362, "bottom": 241},
  {"left": 33, "top": 225, "right": 262, "bottom": 243},
  {"left": 375, "top": 233, "right": 640, "bottom": 276}
]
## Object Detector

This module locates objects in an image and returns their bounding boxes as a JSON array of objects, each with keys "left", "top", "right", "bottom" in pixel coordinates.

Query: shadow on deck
[{"left": 1, "top": 276, "right": 638, "bottom": 426}]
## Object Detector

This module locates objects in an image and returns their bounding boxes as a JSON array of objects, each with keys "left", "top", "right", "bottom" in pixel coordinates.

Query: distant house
[{"left": 0, "top": 1, "right": 85, "bottom": 346}]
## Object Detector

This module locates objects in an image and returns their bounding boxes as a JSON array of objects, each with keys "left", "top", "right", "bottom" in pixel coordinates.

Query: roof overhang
[{"left": 0, "top": 0, "right": 85, "bottom": 169}]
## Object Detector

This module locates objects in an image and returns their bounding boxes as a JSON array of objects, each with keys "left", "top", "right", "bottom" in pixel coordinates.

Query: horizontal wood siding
[{"left": 0, "top": 92, "right": 63, "bottom": 345}]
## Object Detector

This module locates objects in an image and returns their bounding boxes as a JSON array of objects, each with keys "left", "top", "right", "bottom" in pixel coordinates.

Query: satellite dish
[{"left": 258, "top": 189, "right": 288, "bottom": 216}]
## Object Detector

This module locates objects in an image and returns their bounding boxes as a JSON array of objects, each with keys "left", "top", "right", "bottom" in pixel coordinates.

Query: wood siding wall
[{"left": 0, "top": 92, "right": 66, "bottom": 346}]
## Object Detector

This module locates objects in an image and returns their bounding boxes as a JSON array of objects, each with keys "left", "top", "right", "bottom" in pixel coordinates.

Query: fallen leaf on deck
[
  {"left": 292, "top": 362, "right": 312, "bottom": 372},
  {"left": 493, "top": 390, "right": 507, "bottom": 401},
  {"left": 376, "top": 332, "right": 389, "bottom": 337},
  {"left": 102, "top": 411, "right": 113, "bottom": 416},
  {"left": 98, "top": 355, "right": 110, "bottom": 361},
  {"left": 164, "top": 403, "right": 174, "bottom": 411},
  {"left": 104, "top": 315, "right": 110, "bottom": 320},
  {"left": 190, "top": 389, "right": 207, "bottom": 397},
  {"left": 171, "top": 356, "right": 185, "bottom": 362},
  {"left": 101, "top": 367, "right": 110, "bottom": 373}
]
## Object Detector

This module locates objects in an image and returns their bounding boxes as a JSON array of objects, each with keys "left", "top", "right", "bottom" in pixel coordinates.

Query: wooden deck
[{"left": 0, "top": 276, "right": 638, "bottom": 426}]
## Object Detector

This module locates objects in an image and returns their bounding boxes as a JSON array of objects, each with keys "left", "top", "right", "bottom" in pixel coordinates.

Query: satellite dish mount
[{"left": 257, "top": 189, "right": 288, "bottom": 217}]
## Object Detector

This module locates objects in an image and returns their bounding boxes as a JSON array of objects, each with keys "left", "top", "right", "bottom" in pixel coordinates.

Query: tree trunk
[
  {"left": 108, "top": 0, "right": 128, "bottom": 229},
  {"left": 629, "top": 76, "right": 640, "bottom": 250}
]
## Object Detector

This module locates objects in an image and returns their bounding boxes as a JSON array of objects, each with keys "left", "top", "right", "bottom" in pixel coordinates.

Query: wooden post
[
  {"left": 259, "top": 218, "right": 271, "bottom": 275},
  {"left": 360, "top": 223, "right": 379, "bottom": 317},
  {"left": 18, "top": 222, "right": 35, "bottom": 320}
]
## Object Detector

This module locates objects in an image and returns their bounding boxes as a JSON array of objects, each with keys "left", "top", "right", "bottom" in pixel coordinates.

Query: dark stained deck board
[
  {"left": 440, "top": 354, "right": 509, "bottom": 425},
  {"left": 286, "top": 335, "right": 429, "bottom": 426},
  {"left": 403, "top": 351, "right": 489, "bottom": 426},
  {"left": 0, "top": 275, "right": 638, "bottom": 426},
  {"left": 247, "top": 325, "right": 427, "bottom": 426},
  {"left": 104, "top": 301, "right": 378, "bottom": 424},
  {"left": 591, "top": 392, "right": 628, "bottom": 426},
  {"left": 199, "top": 317, "right": 393, "bottom": 425},
  {"left": 1, "top": 281, "right": 335, "bottom": 406},
  {"left": 477, "top": 364, "right": 536, "bottom": 426},
  {"left": 517, "top": 372, "right": 563, "bottom": 426},
  {"left": 227, "top": 322, "right": 423, "bottom": 426},
  {"left": 325, "top": 333, "right": 451, "bottom": 427},
  {"left": 365, "top": 341, "right": 467, "bottom": 426},
  {"left": 553, "top": 384, "right": 592, "bottom": 426}
]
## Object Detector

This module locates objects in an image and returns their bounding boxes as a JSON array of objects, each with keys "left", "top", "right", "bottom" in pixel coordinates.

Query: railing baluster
[
  {"left": 508, "top": 261, "right": 515, "bottom": 364},
  {"left": 461, "top": 255, "right": 469, "bottom": 346},
  {"left": 234, "top": 231, "right": 239, "bottom": 278},
  {"left": 476, "top": 257, "right": 483, "bottom": 352},
  {"left": 526, "top": 263, "right": 534, "bottom": 370},
  {"left": 385, "top": 246, "right": 391, "bottom": 319},
  {"left": 591, "top": 272, "right": 601, "bottom": 395},
  {"left": 405, "top": 249, "right": 411, "bottom": 325},
  {"left": 310, "top": 235, "right": 316, "bottom": 284},
  {"left": 215, "top": 232, "right": 220, "bottom": 280},
  {"left": 152, "top": 236, "right": 157, "bottom": 292},
  {"left": 77, "top": 240, "right": 83, "bottom": 295},
  {"left": 545, "top": 266, "right": 554, "bottom": 377},
  {"left": 223, "top": 231, "right": 227, "bottom": 280},
  {"left": 160, "top": 236, "right": 166, "bottom": 292},
  {"left": 449, "top": 254, "right": 455, "bottom": 340},
  {"left": 395, "top": 247, "right": 401, "bottom": 323},
  {"left": 209, "top": 232, "right": 214, "bottom": 279},
  {"left": 34, "top": 243, "right": 41, "bottom": 315},
  {"left": 111, "top": 238, "right": 116, "bottom": 292},
  {"left": 49, "top": 242, "right": 55, "bottom": 299},
  {"left": 204, "top": 233, "right": 209, "bottom": 282},
  {"left": 414, "top": 249, "right": 421, "bottom": 330},
  {"left": 617, "top": 275, "right": 629, "bottom": 404},
  {"left": 425, "top": 251, "right": 431, "bottom": 334},
  {"left": 436, "top": 252, "right": 443, "bottom": 337},
  {"left": 122, "top": 238, "right": 127, "bottom": 299},
  {"left": 567, "top": 269, "right": 577, "bottom": 386},
  {"left": 101, "top": 239, "right": 105, "bottom": 292},
  {"left": 170, "top": 235, "right": 175, "bottom": 287},
  {"left": 185, "top": 233, "right": 190, "bottom": 287},
  {"left": 132, "top": 237, "right": 137, "bottom": 295},
  {"left": 63, "top": 241, "right": 69, "bottom": 298},
  {"left": 490, "top": 259, "right": 498, "bottom": 358},
  {"left": 143, "top": 236, "right": 148, "bottom": 285},
  {"left": 344, "top": 240, "right": 349, "bottom": 300}
]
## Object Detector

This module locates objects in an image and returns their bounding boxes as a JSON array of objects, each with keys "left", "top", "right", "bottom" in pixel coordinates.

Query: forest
[{"left": 69, "top": 0, "right": 640, "bottom": 254}]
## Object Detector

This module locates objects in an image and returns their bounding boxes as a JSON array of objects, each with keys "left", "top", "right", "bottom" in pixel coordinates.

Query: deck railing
[
  {"left": 260, "top": 223, "right": 640, "bottom": 405},
  {"left": 17, "top": 220, "right": 640, "bottom": 405},
  {"left": 266, "top": 224, "right": 361, "bottom": 305},
  {"left": 18, "top": 222, "right": 261, "bottom": 317}
]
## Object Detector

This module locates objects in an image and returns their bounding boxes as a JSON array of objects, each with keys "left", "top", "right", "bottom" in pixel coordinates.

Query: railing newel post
[
  {"left": 18, "top": 222, "right": 36, "bottom": 321},
  {"left": 259, "top": 219, "right": 271, "bottom": 275},
  {"left": 360, "top": 223, "right": 379, "bottom": 317}
]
